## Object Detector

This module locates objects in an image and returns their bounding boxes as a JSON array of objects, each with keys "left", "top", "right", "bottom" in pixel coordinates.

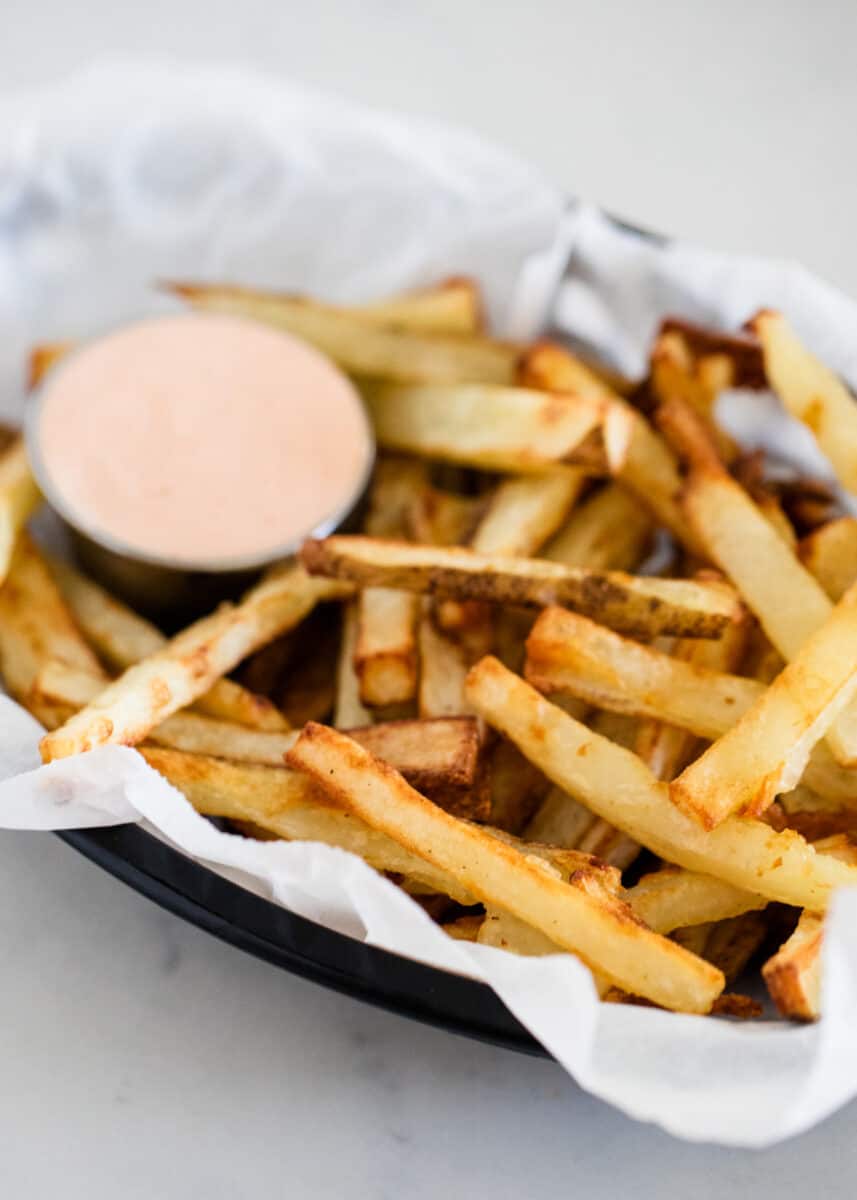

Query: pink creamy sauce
[{"left": 37, "top": 314, "right": 371, "bottom": 565}]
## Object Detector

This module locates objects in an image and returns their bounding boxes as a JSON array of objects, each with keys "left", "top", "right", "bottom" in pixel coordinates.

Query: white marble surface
[{"left": 4, "top": 2, "right": 857, "bottom": 1193}]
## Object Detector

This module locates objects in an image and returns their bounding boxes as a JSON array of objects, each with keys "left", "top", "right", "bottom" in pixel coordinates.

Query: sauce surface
[{"left": 36, "top": 313, "right": 371, "bottom": 565}]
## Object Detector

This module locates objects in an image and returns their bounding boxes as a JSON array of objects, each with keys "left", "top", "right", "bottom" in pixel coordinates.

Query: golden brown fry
[
  {"left": 49, "top": 557, "right": 288, "bottom": 732},
  {"left": 301, "top": 535, "right": 741, "bottom": 639},
  {"left": 365, "top": 383, "right": 606, "bottom": 473},
  {"left": 625, "top": 867, "right": 766, "bottom": 934},
  {"left": 405, "top": 486, "right": 485, "bottom": 547},
  {"left": 751, "top": 310, "right": 857, "bottom": 494},
  {"left": 465, "top": 656, "right": 857, "bottom": 910},
  {"left": 651, "top": 330, "right": 738, "bottom": 462},
  {"left": 354, "top": 277, "right": 484, "bottom": 334},
  {"left": 799, "top": 517, "right": 857, "bottom": 602},
  {"left": 334, "top": 602, "right": 372, "bottom": 729},
  {"left": 525, "top": 786, "right": 595, "bottom": 847},
  {"left": 286, "top": 722, "right": 724, "bottom": 1012},
  {"left": 168, "top": 282, "right": 517, "bottom": 383},
  {"left": 657, "top": 317, "right": 766, "bottom": 389},
  {"left": 542, "top": 484, "right": 653, "bottom": 572},
  {"left": 417, "top": 611, "right": 472, "bottom": 718},
  {"left": 672, "top": 579, "right": 857, "bottom": 826},
  {"left": 0, "top": 440, "right": 41, "bottom": 586},
  {"left": 471, "top": 470, "right": 587, "bottom": 558},
  {"left": 762, "top": 910, "right": 824, "bottom": 1020},
  {"left": 40, "top": 565, "right": 347, "bottom": 760}
]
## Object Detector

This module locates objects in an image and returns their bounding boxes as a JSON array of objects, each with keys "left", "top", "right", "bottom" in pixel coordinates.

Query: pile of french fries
[{"left": 7, "top": 277, "right": 857, "bottom": 1022}]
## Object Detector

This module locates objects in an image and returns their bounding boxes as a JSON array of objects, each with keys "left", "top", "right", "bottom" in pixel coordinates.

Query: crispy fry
[
  {"left": 651, "top": 330, "right": 738, "bottom": 462},
  {"left": 168, "top": 282, "right": 517, "bottom": 383},
  {"left": 672, "top": 580, "right": 857, "bottom": 825},
  {"left": 625, "top": 867, "right": 767, "bottom": 934},
  {"left": 40, "top": 565, "right": 347, "bottom": 760},
  {"left": 752, "top": 310, "right": 857, "bottom": 494},
  {"left": 465, "top": 657, "right": 857, "bottom": 910},
  {"left": 762, "top": 910, "right": 824, "bottom": 1020},
  {"left": 301, "top": 535, "right": 741, "bottom": 639},
  {"left": 49, "top": 557, "right": 288, "bottom": 732},
  {"left": 405, "top": 486, "right": 485, "bottom": 547},
  {"left": 417, "top": 611, "right": 472, "bottom": 718},
  {"left": 353, "top": 278, "right": 484, "bottom": 333},
  {"left": 286, "top": 723, "right": 724, "bottom": 1012},
  {"left": 525, "top": 786, "right": 595, "bottom": 847},
  {"left": 0, "top": 440, "right": 41, "bottom": 586},
  {"left": 365, "top": 383, "right": 606, "bottom": 473},
  {"left": 542, "top": 484, "right": 653, "bottom": 571},
  {"left": 682, "top": 465, "right": 857, "bottom": 765},
  {"left": 471, "top": 470, "right": 586, "bottom": 558},
  {"left": 658, "top": 317, "right": 766, "bottom": 389},
  {"left": 355, "top": 588, "right": 420, "bottom": 707},
  {"left": 334, "top": 602, "right": 372, "bottom": 728},
  {"left": 799, "top": 517, "right": 857, "bottom": 602}
]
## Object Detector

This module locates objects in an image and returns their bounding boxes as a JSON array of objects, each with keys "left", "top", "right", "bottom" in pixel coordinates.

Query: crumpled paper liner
[{"left": 2, "top": 60, "right": 857, "bottom": 1146}]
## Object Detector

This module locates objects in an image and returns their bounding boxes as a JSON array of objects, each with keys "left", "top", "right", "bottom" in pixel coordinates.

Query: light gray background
[{"left": 3, "top": 2, "right": 857, "bottom": 1195}]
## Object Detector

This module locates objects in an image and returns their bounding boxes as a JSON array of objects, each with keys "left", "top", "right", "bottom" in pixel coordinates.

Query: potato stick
[
  {"left": 518, "top": 339, "right": 694, "bottom": 546},
  {"left": 49, "top": 557, "right": 289, "bottom": 732},
  {"left": 651, "top": 330, "right": 738, "bottom": 462},
  {"left": 168, "top": 282, "right": 517, "bottom": 384},
  {"left": 525, "top": 787, "right": 596, "bottom": 847},
  {"left": 0, "top": 536, "right": 105, "bottom": 702},
  {"left": 543, "top": 483, "right": 653, "bottom": 572},
  {"left": 525, "top": 607, "right": 857, "bottom": 808},
  {"left": 141, "top": 746, "right": 476, "bottom": 903},
  {"left": 335, "top": 602, "right": 372, "bottom": 728},
  {"left": 683, "top": 465, "right": 857, "bottom": 765},
  {"left": 576, "top": 821, "right": 640, "bottom": 871},
  {"left": 40, "top": 565, "right": 347, "bottom": 760},
  {"left": 471, "top": 469, "right": 586, "bottom": 558},
  {"left": 752, "top": 310, "right": 857, "bottom": 494},
  {"left": 762, "top": 910, "right": 824, "bottom": 1021},
  {"left": 658, "top": 317, "right": 766, "bottom": 390},
  {"left": 0, "top": 440, "right": 41, "bottom": 586},
  {"left": 286, "top": 723, "right": 724, "bottom": 1012},
  {"left": 354, "top": 277, "right": 484, "bottom": 333},
  {"left": 405, "top": 486, "right": 485, "bottom": 547},
  {"left": 301, "top": 536, "right": 741, "bottom": 639},
  {"left": 476, "top": 907, "right": 614, "bottom": 996},
  {"left": 465, "top": 657, "right": 857, "bottom": 910},
  {"left": 625, "top": 867, "right": 767, "bottom": 935},
  {"left": 365, "top": 383, "right": 606, "bottom": 473},
  {"left": 355, "top": 588, "right": 420, "bottom": 706},
  {"left": 672, "top": 580, "right": 857, "bottom": 825},
  {"left": 417, "top": 612, "right": 472, "bottom": 719},
  {"left": 799, "top": 517, "right": 857, "bottom": 602},
  {"left": 27, "top": 340, "right": 74, "bottom": 389}
]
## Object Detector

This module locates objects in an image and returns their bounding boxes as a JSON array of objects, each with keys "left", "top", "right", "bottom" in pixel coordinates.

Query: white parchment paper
[{"left": 2, "top": 60, "right": 857, "bottom": 1147}]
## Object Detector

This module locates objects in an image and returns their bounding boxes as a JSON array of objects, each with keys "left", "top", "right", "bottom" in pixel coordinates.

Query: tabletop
[{"left": 3, "top": 2, "right": 857, "bottom": 1195}]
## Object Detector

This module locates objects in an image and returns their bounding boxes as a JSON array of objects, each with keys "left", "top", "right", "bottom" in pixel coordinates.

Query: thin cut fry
[
  {"left": 40, "top": 565, "right": 347, "bottom": 760},
  {"left": 365, "top": 383, "right": 606, "bottom": 473},
  {"left": 683, "top": 464, "right": 857, "bottom": 765},
  {"left": 625, "top": 867, "right": 766, "bottom": 934},
  {"left": 543, "top": 484, "right": 653, "bottom": 571},
  {"left": 301, "top": 535, "right": 741, "bottom": 639},
  {"left": 0, "top": 440, "right": 41, "bottom": 586},
  {"left": 762, "top": 910, "right": 824, "bottom": 1020},
  {"left": 465, "top": 657, "right": 857, "bottom": 910},
  {"left": 169, "top": 282, "right": 517, "bottom": 384},
  {"left": 286, "top": 723, "right": 724, "bottom": 1012},
  {"left": 752, "top": 310, "right": 857, "bottom": 494},
  {"left": 49, "top": 557, "right": 289, "bottom": 732},
  {"left": 672, "top": 578, "right": 857, "bottom": 825},
  {"left": 334, "top": 602, "right": 372, "bottom": 728},
  {"left": 799, "top": 517, "right": 857, "bottom": 602},
  {"left": 417, "top": 611, "right": 472, "bottom": 718},
  {"left": 471, "top": 470, "right": 586, "bottom": 558}
]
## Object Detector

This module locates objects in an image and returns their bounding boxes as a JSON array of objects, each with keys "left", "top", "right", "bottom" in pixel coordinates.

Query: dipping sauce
[{"left": 32, "top": 314, "right": 373, "bottom": 568}]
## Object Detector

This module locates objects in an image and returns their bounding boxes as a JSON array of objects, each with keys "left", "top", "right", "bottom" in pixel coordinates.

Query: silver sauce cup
[{"left": 24, "top": 343, "right": 375, "bottom": 630}]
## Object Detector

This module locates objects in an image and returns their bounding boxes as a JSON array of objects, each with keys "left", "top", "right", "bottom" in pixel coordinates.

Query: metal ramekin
[{"left": 24, "top": 341, "right": 375, "bottom": 629}]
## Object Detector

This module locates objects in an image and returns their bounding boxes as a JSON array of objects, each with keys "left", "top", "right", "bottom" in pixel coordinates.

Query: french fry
[
  {"left": 542, "top": 483, "right": 653, "bottom": 572},
  {"left": 799, "top": 517, "right": 857, "bottom": 602},
  {"left": 168, "top": 282, "right": 517, "bottom": 384},
  {"left": 751, "top": 310, "right": 857, "bottom": 494},
  {"left": 417, "top": 608, "right": 475, "bottom": 719},
  {"left": 701, "top": 913, "right": 769, "bottom": 984},
  {"left": 465, "top": 657, "right": 857, "bottom": 910},
  {"left": 334, "top": 602, "right": 372, "bottom": 728},
  {"left": 141, "top": 745, "right": 476, "bottom": 903},
  {"left": 524, "top": 607, "right": 857, "bottom": 809},
  {"left": 27, "top": 341, "right": 75, "bottom": 390},
  {"left": 286, "top": 723, "right": 724, "bottom": 1012},
  {"left": 471, "top": 470, "right": 586, "bottom": 558},
  {"left": 671, "top": 579, "right": 857, "bottom": 825},
  {"left": 0, "top": 440, "right": 41, "bottom": 586},
  {"left": 625, "top": 867, "right": 767, "bottom": 934},
  {"left": 651, "top": 330, "right": 738, "bottom": 462},
  {"left": 365, "top": 383, "right": 606, "bottom": 473},
  {"left": 762, "top": 910, "right": 824, "bottom": 1020},
  {"left": 40, "top": 565, "right": 347, "bottom": 760},
  {"left": 301, "top": 536, "right": 741, "bottom": 639},
  {"left": 405, "top": 486, "right": 485, "bottom": 547},
  {"left": 525, "top": 786, "right": 595, "bottom": 847},
  {"left": 518, "top": 340, "right": 694, "bottom": 547},
  {"left": 487, "top": 739, "right": 551, "bottom": 834},
  {"left": 658, "top": 317, "right": 766, "bottom": 389},
  {"left": 351, "top": 277, "right": 484, "bottom": 334},
  {"left": 683, "top": 465, "right": 857, "bottom": 765},
  {"left": 49, "top": 557, "right": 289, "bottom": 732}
]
